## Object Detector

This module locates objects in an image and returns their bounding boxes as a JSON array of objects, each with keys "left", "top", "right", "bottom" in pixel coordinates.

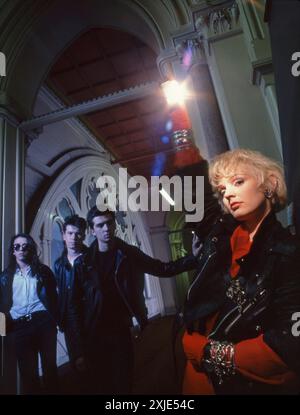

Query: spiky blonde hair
[{"left": 209, "top": 149, "right": 287, "bottom": 212}]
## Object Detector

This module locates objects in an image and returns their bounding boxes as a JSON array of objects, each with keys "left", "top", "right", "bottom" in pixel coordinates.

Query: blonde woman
[{"left": 179, "top": 149, "right": 300, "bottom": 394}]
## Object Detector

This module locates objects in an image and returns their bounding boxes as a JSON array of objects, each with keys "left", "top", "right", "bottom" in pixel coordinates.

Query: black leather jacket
[
  {"left": 54, "top": 249, "right": 88, "bottom": 361},
  {"left": 175, "top": 160, "right": 300, "bottom": 393},
  {"left": 54, "top": 247, "right": 88, "bottom": 330},
  {"left": 184, "top": 212, "right": 300, "bottom": 394},
  {"left": 0, "top": 264, "right": 58, "bottom": 330},
  {"left": 70, "top": 237, "right": 198, "bottom": 357}
]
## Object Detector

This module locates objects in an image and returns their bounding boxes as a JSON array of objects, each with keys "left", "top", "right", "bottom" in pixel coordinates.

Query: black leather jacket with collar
[
  {"left": 54, "top": 246, "right": 88, "bottom": 330},
  {"left": 54, "top": 247, "right": 89, "bottom": 361},
  {"left": 76, "top": 237, "right": 199, "bottom": 333},
  {"left": 0, "top": 264, "right": 58, "bottom": 330},
  {"left": 184, "top": 211, "right": 300, "bottom": 383},
  {"left": 76, "top": 238, "right": 148, "bottom": 337}
]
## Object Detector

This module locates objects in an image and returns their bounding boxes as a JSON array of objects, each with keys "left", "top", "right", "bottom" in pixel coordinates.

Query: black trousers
[
  {"left": 12, "top": 311, "right": 58, "bottom": 394},
  {"left": 85, "top": 326, "right": 134, "bottom": 395}
]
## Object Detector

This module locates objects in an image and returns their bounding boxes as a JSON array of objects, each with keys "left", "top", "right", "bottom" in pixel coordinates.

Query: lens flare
[
  {"left": 152, "top": 152, "right": 166, "bottom": 176},
  {"left": 165, "top": 120, "right": 173, "bottom": 132},
  {"left": 161, "top": 80, "right": 189, "bottom": 106},
  {"left": 160, "top": 135, "right": 170, "bottom": 144},
  {"left": 183, "top": 47, "right": 193, "bottom": 68}
]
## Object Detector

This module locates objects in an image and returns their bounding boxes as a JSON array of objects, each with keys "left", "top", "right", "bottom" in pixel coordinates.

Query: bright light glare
[
  {"left": 159, "top": 187, "right": 175, "bottom": 206},
  {"left": 161, "top": 80, "right": 188, "bottom": 106}
]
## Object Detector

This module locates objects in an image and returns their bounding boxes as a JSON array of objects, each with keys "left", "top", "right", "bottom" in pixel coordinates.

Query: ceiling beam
[
  {"left": 112, "top": 147, "right": 178, "bottom": 165},
  {"left": 20, "top": 81, "right": 161, "bottom": 132}
]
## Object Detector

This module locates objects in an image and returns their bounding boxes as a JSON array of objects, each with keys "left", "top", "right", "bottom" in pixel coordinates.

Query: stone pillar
[
  {"left": 0, "top": 110, "right": 25, "bottom": 268},
  {"left": 157, "top": 27, "right": 228, "bottom": 160},
  {"left": 189, "top": 0, "right": 281, "bottom": 164},
  {"left": 236, "top": 0, "right": 282, "bottom": 156},
  {"left": 0, "top": 108, "right": 25, "bottom": 395},
  {"left": 175, "top": 37, "right": 229, "bottom": 158}
]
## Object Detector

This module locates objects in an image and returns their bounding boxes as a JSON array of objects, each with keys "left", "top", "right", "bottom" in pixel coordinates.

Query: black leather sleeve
[
  {"left": 127, "top": 245, "right": 199, "bottom": 278},
  {"left": 41, "top": 265, "right": 59, "bottom": 322},
  {"left": 63, "top": 261, "right": 86, "bottom": 361},
  {"left": 117, "top": 160, "right": 222, "bottom": 278}
]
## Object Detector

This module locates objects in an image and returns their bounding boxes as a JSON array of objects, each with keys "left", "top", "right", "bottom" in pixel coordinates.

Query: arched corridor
[{"left": 1, "top": 0, "right": 299, "bottom": 395}]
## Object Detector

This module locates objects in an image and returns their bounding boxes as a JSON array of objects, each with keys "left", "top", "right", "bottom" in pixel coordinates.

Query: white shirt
[{"left": 10, "top": 265, "right": 46, "bottom": 319}]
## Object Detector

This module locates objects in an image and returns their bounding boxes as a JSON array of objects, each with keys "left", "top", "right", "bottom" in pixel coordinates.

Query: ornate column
[
  {"left": 190, "top": 0, "right": 281, "bottom": 162},
  {"left": 192, "top": 0, "right": 241, "bottom": 151},
  {"left": 193, "top": 0, "right": 241, "bottom": 54},
  {"left": 176, "top": 34, "right": 229, "bottom": 159},
  {"left": 157, "top": 27, "right": 228, "bottom": 159},
  {"left": 0, "top": 109, "right": 25, "bottom": 270},
  {"left": 236, "top": 0, "right": 281, "bottom": 155},
  {"left": 0, "top": 108, "right": 26, "bottom": 395}
]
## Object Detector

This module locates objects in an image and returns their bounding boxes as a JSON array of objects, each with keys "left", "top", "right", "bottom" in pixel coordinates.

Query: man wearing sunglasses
[{"left": 0, "top": 233, "right": 58, "bottom": 394}]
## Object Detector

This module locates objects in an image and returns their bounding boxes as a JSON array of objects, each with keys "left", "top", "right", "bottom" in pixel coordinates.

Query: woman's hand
[{"left": 192, "top": 233, "right": 202, "bottom": 258}]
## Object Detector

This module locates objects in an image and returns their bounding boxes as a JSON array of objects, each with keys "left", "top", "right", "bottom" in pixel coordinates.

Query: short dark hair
[
  {"left": 87, "top": 206, "right": 115, "bottom": 229},
  {"left": 62, "top": 215, "right": 86, "bottom": 234}
]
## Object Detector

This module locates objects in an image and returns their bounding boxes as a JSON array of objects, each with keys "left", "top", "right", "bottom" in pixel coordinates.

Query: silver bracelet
[{"left": 203, "top": 340, "right": 236, "bottom": 385}]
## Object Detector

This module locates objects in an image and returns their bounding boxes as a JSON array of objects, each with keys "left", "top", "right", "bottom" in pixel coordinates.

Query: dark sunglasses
[{"left": 13, "top": 243, "right": 30, "bottom": 252}]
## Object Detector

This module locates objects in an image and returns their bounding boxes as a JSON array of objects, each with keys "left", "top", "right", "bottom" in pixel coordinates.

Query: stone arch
[
  {"left": 3, "top": 0, "right": 188, "bottom": 117},
  {"left": 30, "top": 154, "right": 165, "bottom": 317},
  {"left": 29, "top": 154, "right": 165, "bottom": 366}
]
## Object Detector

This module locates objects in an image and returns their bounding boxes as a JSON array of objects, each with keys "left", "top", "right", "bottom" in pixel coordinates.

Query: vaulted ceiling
[{"left": 46, "top": 27, "right": 176, "bottom": 179}]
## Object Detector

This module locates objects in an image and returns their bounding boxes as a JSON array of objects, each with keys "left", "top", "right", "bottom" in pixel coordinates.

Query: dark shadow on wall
[{"left": 268, "top": 0, "right": 300, "bottom": 232}]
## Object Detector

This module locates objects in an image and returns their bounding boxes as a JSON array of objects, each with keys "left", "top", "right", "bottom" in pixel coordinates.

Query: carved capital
[
  {"left": 174, "top": 36, "right": 206, "bottom": 68},
  {"left": 194, "top": 0, "right": 240, "bottom": 39},
  {"left": 157, "top": 30, "right": 208, "bottom": 79}
]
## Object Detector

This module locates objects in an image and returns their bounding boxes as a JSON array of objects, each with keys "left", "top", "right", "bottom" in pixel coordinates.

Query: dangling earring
[{"left": 264, "top": 188, "right": 273, "bottom": 199}]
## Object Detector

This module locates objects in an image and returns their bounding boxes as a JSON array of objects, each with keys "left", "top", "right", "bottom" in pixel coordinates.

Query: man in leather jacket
[
  {"left": 0, "top": 233, "right": 58, "bottom": 394},
  {"left": 71, "top": 206, "right": 199, "bottom": 394},
  {"left": 54, "top": 215, "right": 87, "bottom": 371}
]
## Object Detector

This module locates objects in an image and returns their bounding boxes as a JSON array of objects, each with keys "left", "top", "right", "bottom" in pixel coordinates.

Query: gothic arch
[
  {"left": 30, "top": 154, "right": 165, "bottom": 318},
  {"left": 2, "top": 0, "right": 189, "bottom": 117}
]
